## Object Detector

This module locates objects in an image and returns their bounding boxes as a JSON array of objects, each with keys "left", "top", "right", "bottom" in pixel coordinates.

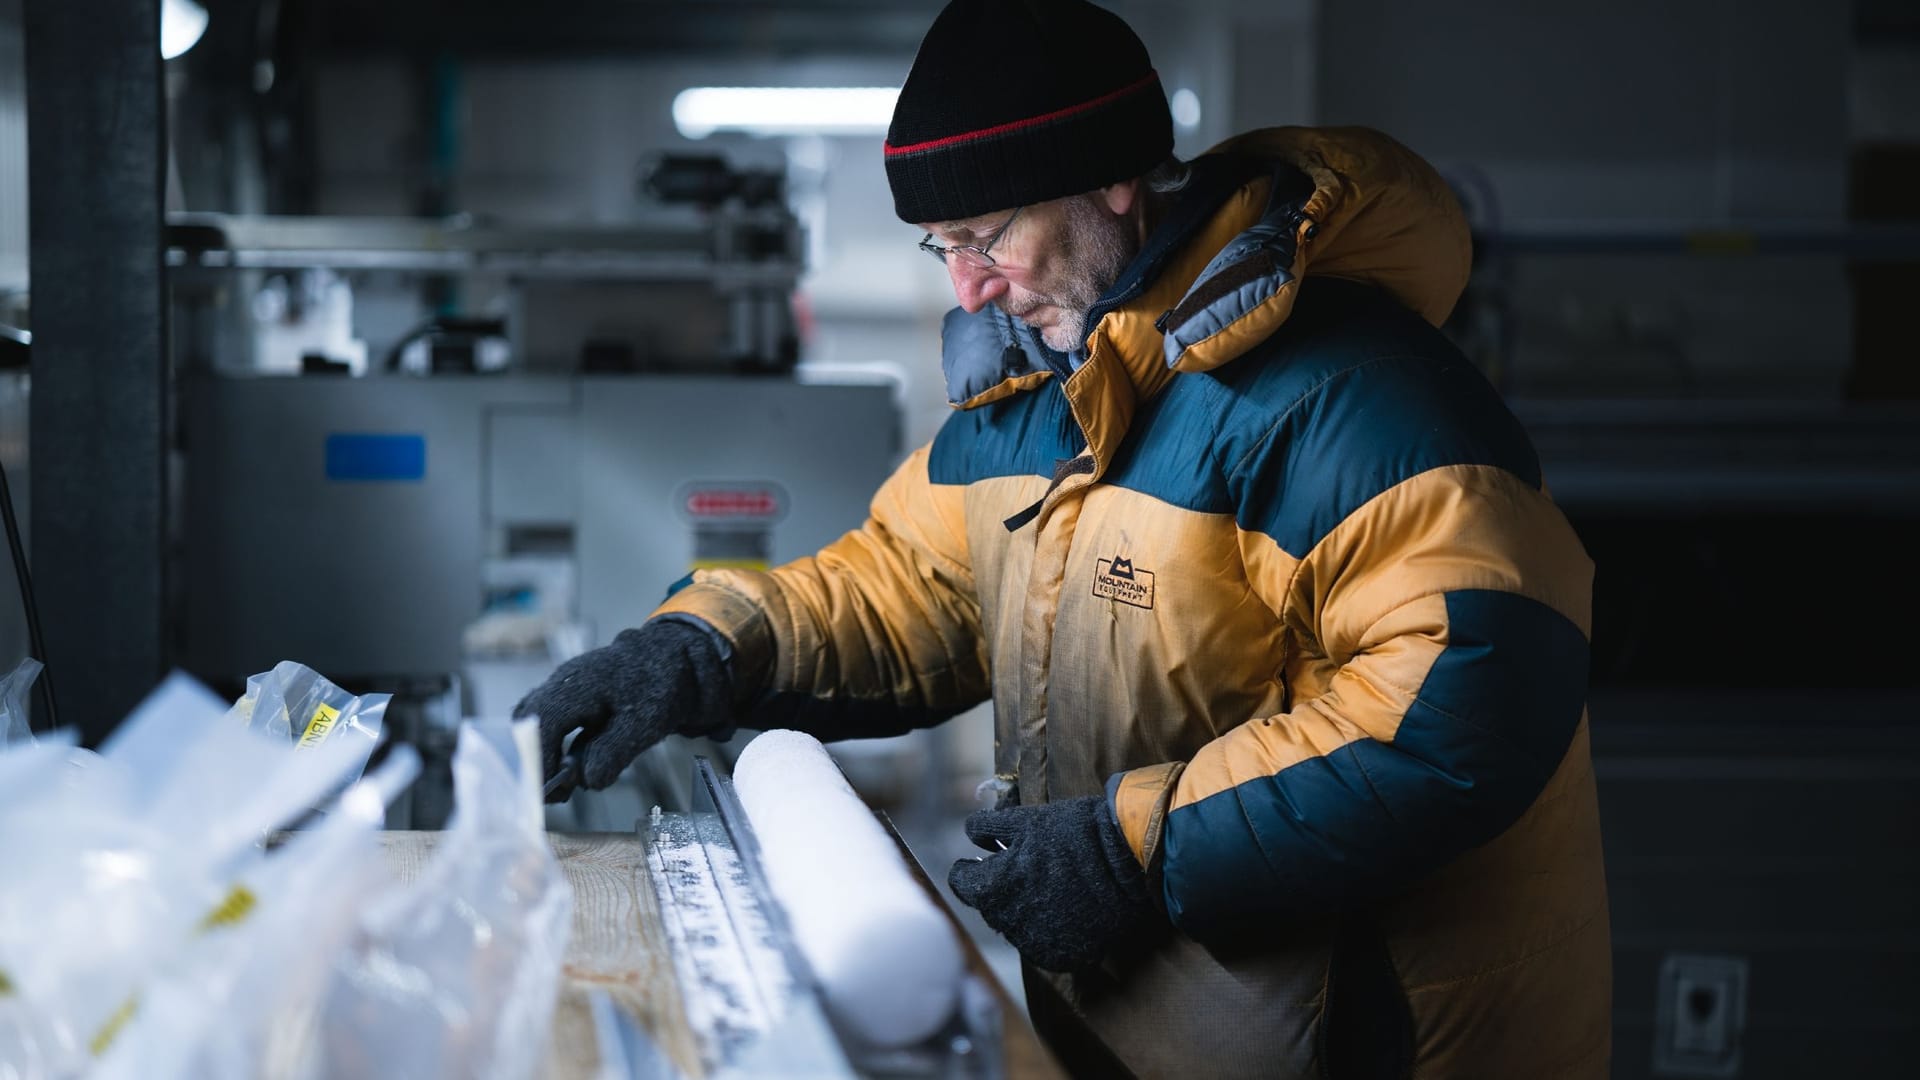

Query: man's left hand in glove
[{"left": 947, "top": 794, "right": 1160, "bottom": 974}]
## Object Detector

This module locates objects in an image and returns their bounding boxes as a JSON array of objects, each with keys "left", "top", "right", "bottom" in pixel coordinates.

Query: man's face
[{"left": 923, "top": 193, "right": 1138, "bottom": 353}]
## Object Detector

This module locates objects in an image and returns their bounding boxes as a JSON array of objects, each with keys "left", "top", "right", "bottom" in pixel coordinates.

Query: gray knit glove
[
  {"left": 512, "top": 618, "right": 733, "bottom": 797},
  {"left": 947, "top": 794, "right": 1158, "bottom": 973}
]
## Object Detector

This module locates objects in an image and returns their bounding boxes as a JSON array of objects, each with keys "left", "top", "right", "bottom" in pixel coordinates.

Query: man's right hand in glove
[{"left": 512, "top": 618, "right": 735, "bottom": 798}]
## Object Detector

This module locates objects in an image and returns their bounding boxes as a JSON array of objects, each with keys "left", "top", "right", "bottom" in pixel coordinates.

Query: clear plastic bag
[
  {"left": 1, "top": 682, "right": 571, "bottom": 1080},
  {"left": 0, "top": 655, "right": 42, "bottom": 745},
  {"left": 0, "top": 673, "right": 375, "bottom": 1079},
  {"left": 89, "top": 746, "right": 422, "bottom": 1080},
  {"left": 0, "top": 726, "right": 92, "bottom": 816},
  {"left": 227, "top": 661, "right": 389, "bottom": 787},
  {"left": 308, "top": 719, "right": 571, "bottom": 1080}
]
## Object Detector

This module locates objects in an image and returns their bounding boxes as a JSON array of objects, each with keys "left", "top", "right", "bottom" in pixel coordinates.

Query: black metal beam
[
  {"left": 25, "top": 0, "right": 167, "bottom": 744},
  {"left": 282, "top": 0, "right": 944, "bottom": 59}
]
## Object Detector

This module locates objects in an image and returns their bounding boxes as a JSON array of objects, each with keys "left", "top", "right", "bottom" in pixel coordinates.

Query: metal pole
[{"left": 25, "top": 0, "right": 167, "bottom": 743}]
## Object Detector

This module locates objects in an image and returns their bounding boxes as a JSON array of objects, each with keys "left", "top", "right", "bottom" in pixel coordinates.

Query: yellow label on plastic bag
[
  {"left": 0, "top": 968, "right": 12, "bottom": 996},
  {"left": 296, "top": 702, "right": 341, "bottom": 751},
  {"left": 199, "top": 884, "right": 258, "bottom": 931},
  {"left": 90, "top": 995, "right": 138, "bottom": 1056}
]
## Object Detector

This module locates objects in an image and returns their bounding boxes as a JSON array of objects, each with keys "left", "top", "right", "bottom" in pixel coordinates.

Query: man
[{"left": 517, "top": 1, "right": 1611, "bottom": 1076}]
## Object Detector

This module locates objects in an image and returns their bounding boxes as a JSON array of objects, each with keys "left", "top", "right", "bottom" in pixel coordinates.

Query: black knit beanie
[{"left": 885, "top": 0, "right": 1174, "bottom": 224}]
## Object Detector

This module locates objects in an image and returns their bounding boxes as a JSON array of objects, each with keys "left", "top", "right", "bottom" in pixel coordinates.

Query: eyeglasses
[{"left": 917, "top": 206, "right": 1025, "bottom": 270}]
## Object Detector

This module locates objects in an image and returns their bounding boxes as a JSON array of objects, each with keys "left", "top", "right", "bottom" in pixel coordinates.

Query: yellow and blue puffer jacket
[{"left": 656, "top": 126, "right": 1610, "bottom": 1079}]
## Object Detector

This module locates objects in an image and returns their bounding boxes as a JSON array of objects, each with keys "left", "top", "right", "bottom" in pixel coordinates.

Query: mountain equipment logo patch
[{"left": 1093, "top": 556, "right": 1155, "bottom": 609}]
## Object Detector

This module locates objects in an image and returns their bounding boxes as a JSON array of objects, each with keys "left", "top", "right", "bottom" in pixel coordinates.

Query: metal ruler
[{"left": 626, "top": 757, "right": 1004, "bottom": 1080}]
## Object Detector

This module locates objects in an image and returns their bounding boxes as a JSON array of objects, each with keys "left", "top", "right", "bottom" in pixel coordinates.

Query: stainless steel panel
[
  {"left": 182, "top": 375, "right": 574, "bottom": 680},
  {"left": 185, "top": 374, "right": 898, "bottom": 682},
  {"left": 488, "top": 406, "right": 578, "bottom": 525},
  {"left": 576, "top": 376, "right": 898, "bottom": 644}
]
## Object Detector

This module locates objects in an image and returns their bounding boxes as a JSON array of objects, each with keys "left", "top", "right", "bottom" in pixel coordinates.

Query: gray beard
[{"left": 1023, "top": 197, "right": 1139, "bottom": 353}]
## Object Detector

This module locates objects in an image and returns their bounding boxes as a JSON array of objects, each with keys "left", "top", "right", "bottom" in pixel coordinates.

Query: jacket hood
[{"left": 1154, "top": 125, "right": 1473, "bottom": 375}]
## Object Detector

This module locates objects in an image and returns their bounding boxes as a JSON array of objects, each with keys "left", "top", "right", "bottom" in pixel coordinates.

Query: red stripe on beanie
[{"left": 884, "top": 70, "right": 1161, "bottom": 157}]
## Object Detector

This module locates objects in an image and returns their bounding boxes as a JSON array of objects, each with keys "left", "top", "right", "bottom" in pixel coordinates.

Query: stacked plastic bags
[{"left": 0, "top": 662, "right": 572, "bottom": 1080}]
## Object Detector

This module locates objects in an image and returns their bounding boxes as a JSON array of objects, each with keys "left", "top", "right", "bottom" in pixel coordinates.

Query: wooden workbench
[{"left": 377, "top": 831, "right": 1064, "bottom": 1080}]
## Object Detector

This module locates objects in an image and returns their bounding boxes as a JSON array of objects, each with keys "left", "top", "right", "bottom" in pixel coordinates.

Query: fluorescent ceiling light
[
  {"left": 673, "top": 87, "right": 900, "bottom": 138},
  {"left": 161, "top": 0, "right": 209, "bottom": 60}
]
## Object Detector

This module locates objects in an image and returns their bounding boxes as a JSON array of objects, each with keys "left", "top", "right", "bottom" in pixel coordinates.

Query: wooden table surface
[{"left": 377, "top": 830, "right": 1065, "bottom": 1080}]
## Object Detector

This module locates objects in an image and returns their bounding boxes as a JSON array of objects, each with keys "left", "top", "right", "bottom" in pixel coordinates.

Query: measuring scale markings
[{"left": 647, "top": 809, "right": 796, "bottom": 1071}]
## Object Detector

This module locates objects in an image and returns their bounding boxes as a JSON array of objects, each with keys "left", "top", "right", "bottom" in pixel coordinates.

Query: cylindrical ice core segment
[{"left": 730, "top": 729, "right": 962, "bottom": 1048}]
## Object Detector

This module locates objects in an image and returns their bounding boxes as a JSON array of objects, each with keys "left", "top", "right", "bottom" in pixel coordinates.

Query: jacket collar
[{"left": 939, "top": 152, "right": 1261, "bottom": 412}]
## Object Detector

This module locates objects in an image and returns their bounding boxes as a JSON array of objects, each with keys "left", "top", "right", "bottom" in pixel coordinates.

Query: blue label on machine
[{"left": 325, "top": 434, "right": 426, "bottom": 481}]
